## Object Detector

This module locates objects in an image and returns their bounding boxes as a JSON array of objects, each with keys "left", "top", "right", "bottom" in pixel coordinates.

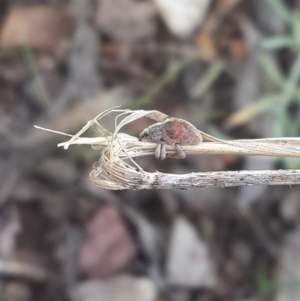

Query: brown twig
[{"left": 123, "top": 169, "right": 300, "bottom": 190}]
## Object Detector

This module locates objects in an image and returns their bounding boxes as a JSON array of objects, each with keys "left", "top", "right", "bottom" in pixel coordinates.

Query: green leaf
[
  {"left": 190, "top": 60, "right": 224, "bottom": 98},
  {"left": 225, "top": 95, "right": 278, "bottom": 128},
  {"left": 258, "top": 52, "right": 285, "bottom": 87},
  {"left": 261, "top": 36, "right": 294, "bottom": 51},
  {"left": 256, "top": 273, "right": 276, "bottom": 295}
]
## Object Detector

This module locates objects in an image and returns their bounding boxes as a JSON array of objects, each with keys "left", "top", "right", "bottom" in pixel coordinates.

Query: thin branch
[{"left": 131, "top": 169, "right": 300, "bottom": 190}]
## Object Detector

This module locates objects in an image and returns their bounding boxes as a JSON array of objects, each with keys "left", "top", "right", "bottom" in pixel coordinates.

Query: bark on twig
[{"left": 135, "top": 169, "right": 300, "bottom": 190}]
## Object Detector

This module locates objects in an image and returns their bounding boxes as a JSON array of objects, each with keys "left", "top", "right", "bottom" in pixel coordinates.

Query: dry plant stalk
[{"left": 36, "top": 107, "right": 300, "bottom": 190}]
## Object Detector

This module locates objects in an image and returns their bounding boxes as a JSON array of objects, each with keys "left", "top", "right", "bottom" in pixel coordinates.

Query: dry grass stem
[{"left": 36, "top": 108, "right": 300, "bottom": 190}]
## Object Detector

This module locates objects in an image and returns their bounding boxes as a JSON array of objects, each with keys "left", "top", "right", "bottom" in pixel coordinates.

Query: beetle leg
[
  {"left": 160, "top": 143, "right": 166, "bottom": 160},
  {"left": 155, "top": 143, "right": 162, "bottom": 159},
  {"left": 155, "top": 143, "right": 167, "bottom": 160},
  {"left": 175, "top": 143, "right": 186, "bottom": 159}
]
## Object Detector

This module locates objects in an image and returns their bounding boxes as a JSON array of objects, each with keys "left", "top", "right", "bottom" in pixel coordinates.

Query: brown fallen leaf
[
  {"left": 194, "top": 32, "right": 217, "bottom": 61},
  {"left": 0, "top": 5, "right": 69, "bottom": 50},
  {"left": 96, "top": 0, "right": 155, "bottom": 42},
  {"left": 79, "top": 206, "right": 137, "bottom": 278}
]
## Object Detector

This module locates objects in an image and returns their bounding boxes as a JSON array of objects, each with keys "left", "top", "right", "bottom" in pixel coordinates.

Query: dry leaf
[
  {"left": 79, "top": 206, "right": 137, "bottom": 278},
  {"left": 96, "top": 0, "right": 155, "bottom": 42},
  {"left": 0, "top": 5, "right": 69, "bottom": 50}
]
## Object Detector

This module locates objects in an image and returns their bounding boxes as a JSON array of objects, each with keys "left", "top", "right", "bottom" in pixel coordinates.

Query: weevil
[{"left": 139, "top": 117, "right": 203, "bottom": 160}]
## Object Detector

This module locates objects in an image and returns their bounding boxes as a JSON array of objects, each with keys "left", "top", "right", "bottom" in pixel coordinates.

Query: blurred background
[{"left": 1, "top": 0, "right": 300, "bottom": 300}]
